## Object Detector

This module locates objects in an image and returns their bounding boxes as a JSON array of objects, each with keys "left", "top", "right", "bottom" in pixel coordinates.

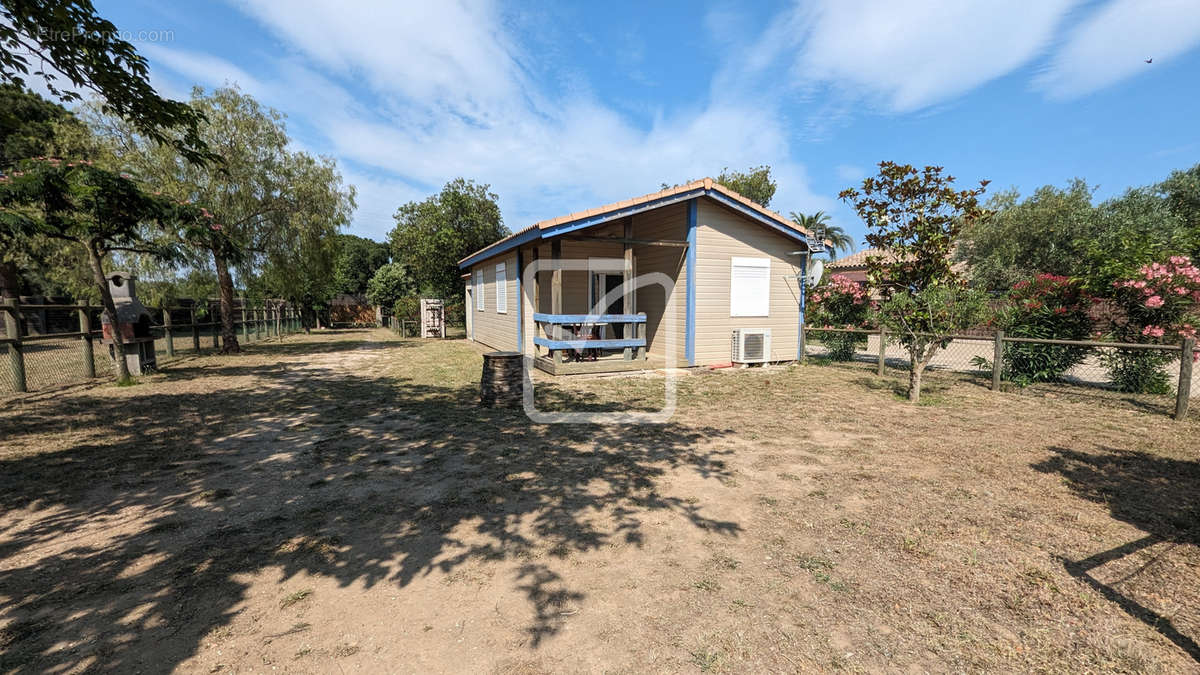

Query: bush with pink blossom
[
  {"left": 807, "top": 274, "right": 873, "bottom": 360},
  {"left": 1105, "top": 255, "right": 1200, "bottom": 392}
]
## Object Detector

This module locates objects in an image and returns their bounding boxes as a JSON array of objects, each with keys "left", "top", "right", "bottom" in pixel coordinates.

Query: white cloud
[
  {"left": 725, "top": 0, "right": 1076, "bottom": 112},
  {"left": 1035, "top": 0, "right": 1200, "bottom": 98}
]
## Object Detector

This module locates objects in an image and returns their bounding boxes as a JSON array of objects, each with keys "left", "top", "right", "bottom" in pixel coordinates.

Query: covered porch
[{"left": 525, "top": 215, "right": 687, "bottom": 375}]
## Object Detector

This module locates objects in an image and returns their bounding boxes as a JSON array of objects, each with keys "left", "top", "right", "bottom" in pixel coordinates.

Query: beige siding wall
[
  {"left": 694, "top": 200, "right": 803, "bottom": 364},
  {"left": 467, "top": 251, "right": 519, "bottom": 352}
]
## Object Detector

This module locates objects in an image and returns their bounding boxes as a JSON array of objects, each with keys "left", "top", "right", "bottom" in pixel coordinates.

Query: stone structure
[{"left": 100, "top": 271, "right": 157, "bottom": 374}]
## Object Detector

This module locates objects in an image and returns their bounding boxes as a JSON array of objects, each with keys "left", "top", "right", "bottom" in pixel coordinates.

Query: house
[
  {"left": 824, "top": 248, "right": 885, "bottom": 286},
  {"left": 457, "top": 179, "right": 820, "bottom": 374}
]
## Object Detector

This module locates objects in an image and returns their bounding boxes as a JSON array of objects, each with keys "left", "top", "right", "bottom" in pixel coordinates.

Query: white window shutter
[
  {"left": 495, "top": 263, "right": 507, "bottom": 313},
  {"left": 730, "top": 257, "right": 770, "bottom": 317},
  {"left": 475, "top": 270, "right": 484, "bottom": 311}
]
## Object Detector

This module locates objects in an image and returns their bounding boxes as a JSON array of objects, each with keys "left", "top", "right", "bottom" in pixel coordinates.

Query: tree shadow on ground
[
  {"left": 1033, "top": 445, "right": 1200, "bottom": 662},
  {"left": 0, "top": 336, "right": 738, "bottom": 671}
]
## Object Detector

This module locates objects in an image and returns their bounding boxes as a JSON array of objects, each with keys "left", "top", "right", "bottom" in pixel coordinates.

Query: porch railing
[{"left": 532, "top": 312, "right": 647, "bottom": 363}]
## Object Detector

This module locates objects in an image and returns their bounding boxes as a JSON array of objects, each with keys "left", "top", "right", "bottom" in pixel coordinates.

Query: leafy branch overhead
[{"left": 0, "top": 0, "right": 216, "bottom": 165}]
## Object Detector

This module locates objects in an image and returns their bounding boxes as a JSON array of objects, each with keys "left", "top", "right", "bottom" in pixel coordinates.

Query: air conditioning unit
[{"left": 731, "top": 328, "right": 771, "bottom": 363}]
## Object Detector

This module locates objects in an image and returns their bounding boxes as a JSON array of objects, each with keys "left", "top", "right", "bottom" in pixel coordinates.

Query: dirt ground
[{"left": 1, "top": 329, "right": 1197, "bottom": 673}]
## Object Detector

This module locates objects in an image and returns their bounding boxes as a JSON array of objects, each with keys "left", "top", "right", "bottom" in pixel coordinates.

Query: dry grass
[{"left": 0, "top": 329, "right": 1196, "bottom": 672}]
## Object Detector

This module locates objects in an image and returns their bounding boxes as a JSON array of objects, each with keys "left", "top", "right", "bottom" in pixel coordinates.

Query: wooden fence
[
  {"left": 0, "top": 298, "right": 304, "bottom": 394},
  {"left": 803, "top": 326, "right": 1196, "bottom": 420}
]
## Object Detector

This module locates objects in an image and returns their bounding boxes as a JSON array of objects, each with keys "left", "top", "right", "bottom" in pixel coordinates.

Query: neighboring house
[
  {"left": 825, "top": 248, "right": 891, "bottom": 286},
  {"left": 826, "top": 248, "right": 970, "bottom": 289},
  {"left": 457, "top": 178, "right": 819, "bottom": 374}
]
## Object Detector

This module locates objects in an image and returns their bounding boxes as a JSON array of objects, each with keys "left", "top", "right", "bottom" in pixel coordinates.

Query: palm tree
[{"left": 789, "top": 211, "right": 854, "bottom": 259}]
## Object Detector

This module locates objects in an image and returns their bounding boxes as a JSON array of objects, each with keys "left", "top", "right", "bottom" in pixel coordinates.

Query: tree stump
[{"left": 480, "top": 352, "right": 524, "bottom": 407}]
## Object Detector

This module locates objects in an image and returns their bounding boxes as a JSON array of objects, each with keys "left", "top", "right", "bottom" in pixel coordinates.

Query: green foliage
[
  {"left": 1101, "top": 256, "right": 1200, "bottom": 393},
  {"left": 0, "top": 0, "right": 214, "bottom": 164},
  {"left": 998, "top": 274, "right": 1094, "bottom": 385},
  {"left": 366, "top": 262, "right": 414, "bottom": 309},
  {"left": 332, "top": 234, "right": 390, "bottom": 296},
  {"left": 388, "top": 178, "right": 506, "bottom": 300},
  {"left": 807, "top": 274, "right": 871, "bottom": 360},
  {"left": 840, "top": 162, "right": 991, "bottom": 402},
  {"left": 393, "top": 295, "right": 419, "bottom": 321},
  {"left": 790, "top": 210, "right": 854, "bottom": 259},
  {"left": 960, "top": 180, "right": 1097, "bottom": 292},
  {"left": 841, "top": 162, "right": 990, "bottom": 297},
  {"left": 715, "top": 165, "right": 776, "bottom": 207}
]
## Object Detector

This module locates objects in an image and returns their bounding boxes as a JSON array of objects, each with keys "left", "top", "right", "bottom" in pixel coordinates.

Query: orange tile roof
[
  {"left": 458, "top": 178, "right": 812, "bottom": 266},
  {"left": 827, "top": 248, "right": 894, "bottom": 269}
]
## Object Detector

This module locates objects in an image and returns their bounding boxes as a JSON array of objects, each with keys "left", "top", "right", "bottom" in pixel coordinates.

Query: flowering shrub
[
  {"left": 807, "top": 274, "right": 872, "bottom": 360},
  {"left": 1105, "top": 256, "right": 1200, "bottom": 393},
  {"left": 998, "top": 274, "right": 1093, "bottom": 385}
]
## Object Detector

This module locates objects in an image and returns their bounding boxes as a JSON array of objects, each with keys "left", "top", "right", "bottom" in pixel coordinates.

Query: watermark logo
[
  {"left": 521, "top": 258, "right": 677, "bottom": 424},
  {"left": 37, "top": 27, "right": 175, "bottom": 43}
]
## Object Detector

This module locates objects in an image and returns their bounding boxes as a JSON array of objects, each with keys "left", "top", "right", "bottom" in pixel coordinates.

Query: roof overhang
[{"left": 458, "top": 185, "right": 809, "bottom": 269}]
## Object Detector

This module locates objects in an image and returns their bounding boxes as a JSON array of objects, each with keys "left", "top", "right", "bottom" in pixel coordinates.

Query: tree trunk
[
  {"left": 212, "top": 248, "right": 241, "bottom": 353},
  {"left": 908, "top": 353, "right": 922, "bottom": 403},
  {"left": 84, "top": 240, "right": 131, "bottom": 382},
  {"left": 0, "top": 261, "right": 19, "bottom": 300}
]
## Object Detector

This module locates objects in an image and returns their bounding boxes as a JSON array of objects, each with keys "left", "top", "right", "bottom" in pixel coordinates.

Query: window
[
  {"left": 730, "top": 257, "right": 770, "bottom": 317},
  {"left": 495, "top": 263, "right": 507, "bottom": 313},
  {"left": 475, "top": 269, "right": 484, "bottom": 311}
]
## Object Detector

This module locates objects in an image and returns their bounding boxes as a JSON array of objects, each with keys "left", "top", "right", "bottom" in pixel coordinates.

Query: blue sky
[{"left": 88, "top": 0, "right": 1200, "bottom": 247}]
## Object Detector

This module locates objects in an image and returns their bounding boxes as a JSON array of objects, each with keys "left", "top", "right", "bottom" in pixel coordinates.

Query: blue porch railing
[{"left": 533, "top": 312, "right": 647, "bottom": 363}]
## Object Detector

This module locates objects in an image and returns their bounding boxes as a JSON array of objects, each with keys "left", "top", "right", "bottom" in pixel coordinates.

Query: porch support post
[
  {"left": 623, "top": 217, "right": 634, "bottom": 361},
  {"left": 685, "top": 198, "right": 697, "bottom": 367},
  {"left": 551, "top": 239, "right": 563, "bottom": 365},
  {"left": 516, "top": 247, "right": 524, "bottom": 353},
  {"left": 531, "top": 246, "right": 540, "bottom": 356},
  {"left": 798, "top": 255, "right": 807, "bottom": 361}
]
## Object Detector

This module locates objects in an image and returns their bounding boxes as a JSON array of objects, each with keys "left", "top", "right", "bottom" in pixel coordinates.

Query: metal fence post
[
  {"left": 163, "top": 308, "right": 175, "bottom": 357},
  {"left": 992, "top": 329, "right": 1004, "bottom": 391},
  {"left": 3, "top": 298, "right": 26, "bottom": 393},
  {"left": 191, "top": 307, "right": 201, "bottom": 352},
  {"left": 242, "top": 305, "right": 250, "bottom": 343},
  {"left": 255, "top": 305, "right": 263, "bottom": 340},
  {"left": 79, "top": 304, "right": 95, "bottom": 379},
  {"left": 876, "top": 327, "right": 887, "bottom": 376},
  {"left": 1177, "top": 337, "right": 1195, "bottom": 421}
]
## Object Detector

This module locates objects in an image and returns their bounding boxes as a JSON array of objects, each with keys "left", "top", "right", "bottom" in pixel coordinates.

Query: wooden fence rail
[
  {"left": 0, "top": 298, "right": 304, "bottom": 394},
  {"left": 802, "top": 324, "right": 1195, "bottom": 420}
]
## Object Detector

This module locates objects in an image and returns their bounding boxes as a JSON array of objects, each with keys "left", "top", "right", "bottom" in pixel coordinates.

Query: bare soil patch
[{"left": 0, "top": 329, "right": 1196, "bottom": 672}]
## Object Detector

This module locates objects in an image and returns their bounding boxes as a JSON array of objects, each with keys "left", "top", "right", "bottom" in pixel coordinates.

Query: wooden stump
[{"left": 480, "top": 351, "right": 524, "bottom": 407}]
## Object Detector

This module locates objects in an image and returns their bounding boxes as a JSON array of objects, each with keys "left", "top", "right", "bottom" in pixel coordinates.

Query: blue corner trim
[
  {"left": 797, "top": 256, "right": 807, "bottom": 360},
  {"left": 685, "top": 198, "right": 697, "bottom": 367},
  {"left": 516, "top": 247, "right": 524, "bottom": 351}
]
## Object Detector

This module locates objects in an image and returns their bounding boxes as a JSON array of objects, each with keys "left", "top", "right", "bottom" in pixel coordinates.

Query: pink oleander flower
[
  {"left": 1142, "top": 325, "right": 1165, "bottom": 338},
  {"left": 1145, "top": 295, "right": 1164, "bottom": 308}
]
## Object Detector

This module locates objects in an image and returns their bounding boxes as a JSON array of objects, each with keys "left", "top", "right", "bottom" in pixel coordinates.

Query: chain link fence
[
  {"left": 1, "top": 300, "right": 305, "bottom": 394},
  {"left": 804, "top": 327, "right": 1197, "bottom": 418}
]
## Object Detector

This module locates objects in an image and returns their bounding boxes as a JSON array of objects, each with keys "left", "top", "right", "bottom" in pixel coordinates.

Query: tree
[
  {"left": 0, "top": 0, "right": 213, "bottom": 164},
  {"left": 0, "top": 158, "right": 217, "bottom": 381},
  {"left": 388, "top": 178, "right": 507, "bottom": 300},
  {"left": 0, "top": 84, "right": 92, "bottom": 299},
  {"left": 959, "top": 180, "right": 1099, "bottom": 292},
  {"left": 840, "top": 161, "right": 991, "bottom": 402},
  {"left": 332, "top": 234, "right": 390, "bottom": 297},
  {"left": 93, "top": 87, "right": 354, "bottom": 351},
  {"left": 715, "top": 165, "right": 776, "bottom": 207},
  {"left": 366, "top": 262, "right": 414, "bottom": 310},
  {"left": 789, "top": 210, "right": 854, "bottom": 259}
]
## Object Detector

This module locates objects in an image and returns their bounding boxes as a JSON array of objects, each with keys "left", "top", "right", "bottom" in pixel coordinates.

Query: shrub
[
  {"left": 807, "top": 274, "right": 872, "bottom": 360},
  {"left": 998, "top": 274, "right": 1093, "bottom": 385},
  {"left": 1104, "top": 256, "right": 1200, "bottom": 393}
]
